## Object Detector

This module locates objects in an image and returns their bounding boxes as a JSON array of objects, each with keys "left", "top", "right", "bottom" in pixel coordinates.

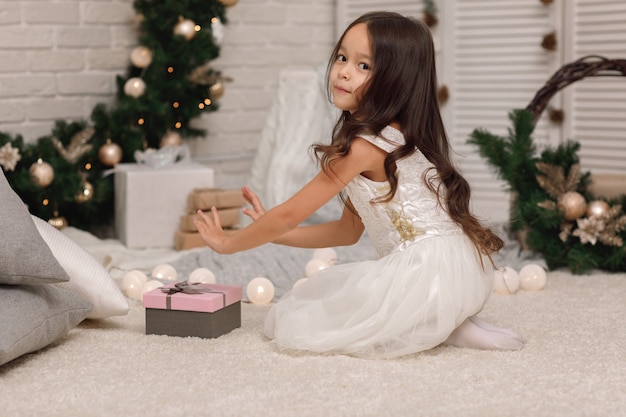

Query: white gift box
[{"left": 114, "top": 162, "right": 214, "bottom": 249}]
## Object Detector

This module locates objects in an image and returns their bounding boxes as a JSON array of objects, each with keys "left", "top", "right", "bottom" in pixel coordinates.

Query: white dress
[{"left": 263, "top": 126, "right": 494, "bottom": 359}]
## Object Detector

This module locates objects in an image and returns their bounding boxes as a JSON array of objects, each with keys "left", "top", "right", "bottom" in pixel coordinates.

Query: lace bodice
[{"left": 345, "top": 126, "right": 462, "bottom": 258}]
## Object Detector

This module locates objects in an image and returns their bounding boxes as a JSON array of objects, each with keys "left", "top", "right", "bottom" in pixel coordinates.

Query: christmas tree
[{"left": 0, "top": 0, "right": 237, "bottom": 233}]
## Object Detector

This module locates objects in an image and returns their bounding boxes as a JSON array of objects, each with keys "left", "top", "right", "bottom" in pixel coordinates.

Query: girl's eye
[
  {"left": 359, "top": 63, "right": 370, "bottom": 70},
  {"left": 337, "top": 54, "right": 347, "bottom": 62}
]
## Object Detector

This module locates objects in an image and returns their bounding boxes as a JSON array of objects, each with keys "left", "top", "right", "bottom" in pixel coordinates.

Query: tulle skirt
[{"left": 263, "top": 234, "right": 493, "bottom": 359}]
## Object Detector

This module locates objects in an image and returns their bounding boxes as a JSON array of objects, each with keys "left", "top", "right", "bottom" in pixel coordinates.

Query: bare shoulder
[{"left": 350, "top": 137, "right": 388, "bottom": 181}]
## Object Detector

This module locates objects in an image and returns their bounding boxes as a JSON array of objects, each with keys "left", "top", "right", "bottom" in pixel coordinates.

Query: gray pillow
[
  {"left": 0, "top": 284, "right": 93, "bottom": 366},
  {"left": 0, "top": 169, "right": 70, "bottom": 285}
]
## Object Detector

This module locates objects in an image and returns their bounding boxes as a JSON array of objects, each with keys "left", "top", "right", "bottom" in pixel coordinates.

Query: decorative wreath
[{"left": 468, "top": 55, "right": 626, "bottom": 274}]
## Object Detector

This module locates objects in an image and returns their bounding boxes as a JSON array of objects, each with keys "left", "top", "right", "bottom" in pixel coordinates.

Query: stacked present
[{"left": 175, "top": 188, "right": 246, "bottom": 250}]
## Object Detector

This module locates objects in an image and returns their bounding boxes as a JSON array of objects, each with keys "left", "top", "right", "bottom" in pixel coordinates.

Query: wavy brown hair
[{"left": 314, "top": 11, "right": 503, "bottom": 258}]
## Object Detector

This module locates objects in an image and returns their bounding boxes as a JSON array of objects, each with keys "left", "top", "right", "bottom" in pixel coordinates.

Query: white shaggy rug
[{"left": 1, "top": 269, "right": 624, "bottom": 417}]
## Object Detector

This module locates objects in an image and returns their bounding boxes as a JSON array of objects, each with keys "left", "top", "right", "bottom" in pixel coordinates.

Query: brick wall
[{"left": 0, "top": 0, "right": 336, "bottom": 187}]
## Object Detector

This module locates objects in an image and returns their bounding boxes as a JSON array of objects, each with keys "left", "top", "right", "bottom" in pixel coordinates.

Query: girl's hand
[
  {"left": 193, "top": 208, "right": 229, "bottom": 254},
  {"left": 241, "top": 185, "right": 266, "bottom": 222}
]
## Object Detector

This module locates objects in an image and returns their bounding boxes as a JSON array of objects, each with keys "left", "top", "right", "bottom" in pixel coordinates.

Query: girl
[{"left": 194, "top": 11, "right": 524, "bottom": 358}]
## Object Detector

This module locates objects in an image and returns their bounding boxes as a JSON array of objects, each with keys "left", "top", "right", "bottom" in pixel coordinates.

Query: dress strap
[{"left": 357, "top": 126, "right": 406, "bottom": 153}]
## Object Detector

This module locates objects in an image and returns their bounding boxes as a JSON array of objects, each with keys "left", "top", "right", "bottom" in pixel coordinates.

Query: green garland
[{"left": 468, "top": 109, "right": 626, "bottom": 274}]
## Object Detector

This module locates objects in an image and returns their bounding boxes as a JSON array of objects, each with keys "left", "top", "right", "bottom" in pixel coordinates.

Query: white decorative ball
[
  {"left": 586, "top": 200, "right": 610, "bottom": 218},
  {"left": 519, "top": 264, "right": 547, "bottom": 291},
  {"left": 173, "top": 18, "right": 197, "bottom": 40},
  {"left": 305, "top": 258, "right": 331, "bottom": 278},
  {"left": 124, "top": 77, "right": 146, "bottom": 98},
  {"left": 293, "top": 278, "right": 308, "bottom": 289},
  {"left": 493, "top": 266, "right": 519, "bottom": 295},
  {"left": 312, "top": 248, "right": 338, "bottom": 265},
  {"left": 140, "top": 280, "right": 163, "bottom": 298},
  {"left": 246, "top": 277, "right": 275, "bottom": 305},
  {"left": 188, "top": 268, "right": 216, "bottom": 284},
  {"left": 121, "top": 270, "right": 148, "bottom": 300},
  {"left": 130, "top": 46, "right": 153, "bottom": 68},
  {"left": 151, "top": 263, "right": 178, "bottom": 281}
]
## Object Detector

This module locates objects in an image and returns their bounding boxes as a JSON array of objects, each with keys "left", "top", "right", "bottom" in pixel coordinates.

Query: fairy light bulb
[
  {"left": 151, "top": 263, "right": 178, "bottom": 281},
  {"left": 305, "top": 258, "right": 330, "bottom": 278},
  {"left": 122, "top": 269, "right": 149, "bottom": 300},
  {"left": 188, "top": 268, "right": 216, "bottom": 284},
  {"left": 246, "top": 277, "right": 275, "bottom": 305},
  {"left": 312, "top": 247, "right": 338, "bottom": 265}
]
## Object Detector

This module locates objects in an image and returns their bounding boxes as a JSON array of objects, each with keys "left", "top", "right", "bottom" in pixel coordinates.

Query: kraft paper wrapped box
[
  {"left": 114, "top": 163, "right": 214, "bottom": 248},
  {"left": 143, "top": 282, "right": 242, "bottom": 339}
]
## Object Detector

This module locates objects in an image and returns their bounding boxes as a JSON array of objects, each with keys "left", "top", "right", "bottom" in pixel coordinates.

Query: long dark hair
[{"left": 314, "top": 11, "right": 503, "bottom": 257}]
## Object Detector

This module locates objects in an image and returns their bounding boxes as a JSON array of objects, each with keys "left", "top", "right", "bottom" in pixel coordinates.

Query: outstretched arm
[
  {"left": 241, "top": 185, "right": 364, "bottom": 248},
  {"left": 194, "top": 138, "right": 383, "bottom": 254}
]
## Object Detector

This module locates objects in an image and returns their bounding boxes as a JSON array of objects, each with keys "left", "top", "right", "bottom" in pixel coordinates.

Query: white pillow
[{"left": 32, "top": 216, "right": 129, "bottom": 319}]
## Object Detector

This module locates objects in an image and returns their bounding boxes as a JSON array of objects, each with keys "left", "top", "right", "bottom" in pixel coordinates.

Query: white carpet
[{"left": 1, "top": 269, "right": 624, "bottom": 417}]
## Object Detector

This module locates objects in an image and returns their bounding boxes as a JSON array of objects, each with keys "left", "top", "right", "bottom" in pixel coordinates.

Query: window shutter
[
  {"left": 562, "top": 0, "right": 626, "bottom": 174},
  {"left": 447, "top": 1, "right": 553, "bottom": 222}
]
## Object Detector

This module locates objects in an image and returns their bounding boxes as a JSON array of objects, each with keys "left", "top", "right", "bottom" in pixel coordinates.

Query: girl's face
[{"left": 330, "top": 23, "right": 372, "bottom": 114}]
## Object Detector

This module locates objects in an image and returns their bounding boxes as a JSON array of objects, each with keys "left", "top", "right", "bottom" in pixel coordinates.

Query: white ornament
[
  {"left": 312, "top": 248, "right": 338, "bottom": 265},
  {"left": 519, "top": 264, "right": 547, "bottom": 291},
  {"left": 493, "top": 266, "right": 519, "bottom": 295},
  {"left": 246, "top": 277, "right": 275, "bottom": 305},
  {"left": 141, "top": 280, "right": 163, "bottom": 298},
  {"left": 305, "top": 258, "right": 331, "bottom": 278},
  {"left": 188, "top": 268, "right": 216, "bottom": 284},
  {"left": 293, "top": 278, "right": 308, "bottom": 289},
  {"left": 124, "top": 77, "right": 146, "bottom": 98},
  {"left": 130, "top": 46, "right": 153, "bottom": 68},
  {"left": 211, "top": 17, "right": 224, "bottom": 45},
  {"left": 174, "top": 18, "right": 197, "bottom": 40},
  {"left": 121, "top": 269, "right": 148, "bottom": 300},
  {"left": 151, "top": 263, "right": 178, "bottom": 281}
]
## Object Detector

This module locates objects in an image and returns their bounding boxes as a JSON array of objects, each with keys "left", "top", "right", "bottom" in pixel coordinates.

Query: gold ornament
[
  {"left": 124, "top": 77, "right": 146, "bottom": 98},
  {"left": 586, "top": 200, "right": 610, "bottom": 218},
  {"left": 210, "top": 81, "right": 225, "bottom": 100},
  {"left": 219, "top": 0, "right": 239, "bottom": 7},
  {"left": 51, "top": 128, "right": 94, "bottom": 164},
  {"left": 98, "top": 139, "right": 123, "bottom": 167},
  {"left": 48, "top": 212, "right": 68, "bottom": 230},
  {"left": 130, "top": 46, "right": 153, "bottom": 68},
  {"left": 29, "top": 158, "right": 54, "bottom": 187},
  {"left": 160, "top": 130, "right": 182, "bottom": 147},
  {"left": 557, "top": 191, "right": 586, "bottom": 221},
  {"left": 75, "top": 179, "right": 94, "bottom": 203},
  {"left": 173, "top": 17, "right": 197, "bottom": 40}
]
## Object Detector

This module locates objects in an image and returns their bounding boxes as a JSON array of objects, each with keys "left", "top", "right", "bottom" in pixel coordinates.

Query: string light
[
  {"left": 198, "top": 103, "right": 205, "bottom": 109},
  {"left": 167, "top": 66, "right": 174, "bottom": 73},
  {"left": 42, "top": 198, "right": 49, "bottom": 206},
  {"left": 194, "top": 25, "right": 201, "bottom": 32},
  {"left": 173, "top": 101, "right": 180, "bottom": 109},
  {"left": 85, "top": 162, "right": 92, "bottom": 171},
  {"left": 175, "top": 122, "right": 182, "bottom": 129},
  {"left": 204, "top": 98, "right": 212, "bottom": 105},
  {"left": 138, "top": 118, "right": 145, "bottom": 125}
]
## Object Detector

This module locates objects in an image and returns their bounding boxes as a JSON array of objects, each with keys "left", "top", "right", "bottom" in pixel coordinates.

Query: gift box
[
  {"left": 114, "top": 162, "right": 214, "bottom": 249},
  {"left": 187, "top": 188, "right": 246, "bottom": 213},
  {"left": 143, "top": 281, "right": 242, "bottom": 339}
]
